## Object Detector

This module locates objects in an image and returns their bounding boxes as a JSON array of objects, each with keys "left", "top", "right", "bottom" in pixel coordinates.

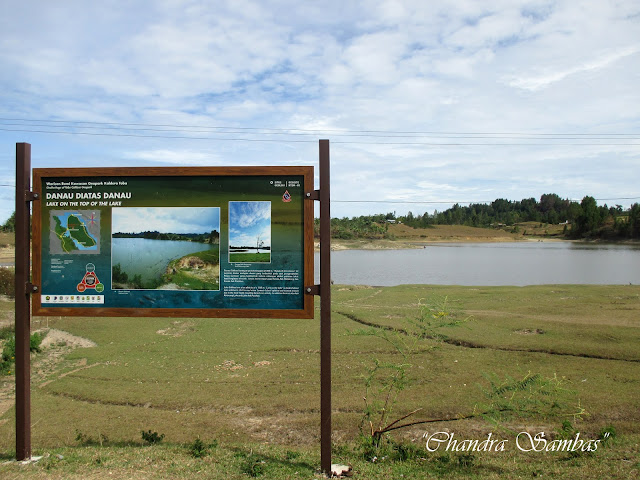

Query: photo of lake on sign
[
  {"left": 228, "top": 201, "right": 272, "bottom": 263},
  {"left": 111, "top": 207, "right": 221, "bottom": 290}
]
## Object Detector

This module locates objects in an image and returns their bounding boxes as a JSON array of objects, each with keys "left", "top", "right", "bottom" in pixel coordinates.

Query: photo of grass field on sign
[{"left": 228, "top": 201, "right": 271, "bottom": 263}]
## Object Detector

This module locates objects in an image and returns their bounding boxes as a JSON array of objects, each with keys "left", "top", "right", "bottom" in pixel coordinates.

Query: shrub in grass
[
  {"left": 284, "top": 450, "right": 300, "bottom": 461},
  {"left": 30, "top": 331, "right": 43, "bottom": 353},
  {"left": 75, "top": 430, "right": 109, "bottom": 446},
  {"left": 391, "top": 441, "right": 423, "bottom": 462},
  {"left": 141, "top": 429, "right": 165, "bottom": 445},
  {"left": 598, "top": 425, "right": 616, "bottom": 445},
  {"left": 1, "top": 329, "right": 44, "bottom": 375},
  {"left": 239, "top": 452, "right": 266, "bottom": 477},
  {"left": 457, "top": 452, "right": 476, "bottom": 468},
  {"left": 187, "top": 437, "right": 216, "bottom": 458},
  {"left": 0, "top": 326, "right": 13, "bottom": 341}
]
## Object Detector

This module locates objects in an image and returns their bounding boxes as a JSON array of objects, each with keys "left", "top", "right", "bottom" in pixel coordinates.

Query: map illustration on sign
[{"left": 49, "top": 210, "right": 100, "bottom": 254}]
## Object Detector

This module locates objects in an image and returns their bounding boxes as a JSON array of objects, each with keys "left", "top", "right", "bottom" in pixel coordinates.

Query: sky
[
  {"left": 1, "top": 0, "right": 639, "bottom": 224},
  {"left": 112, "top": 207, "right": 220, "bottom": 234},
  {"left": 228, "top": 201, "right": 271, "bottom": 248}
]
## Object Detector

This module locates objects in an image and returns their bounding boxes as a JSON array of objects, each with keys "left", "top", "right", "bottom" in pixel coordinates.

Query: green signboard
[{"left": 32, "top": 166, "right": 314, "bottom": 318}]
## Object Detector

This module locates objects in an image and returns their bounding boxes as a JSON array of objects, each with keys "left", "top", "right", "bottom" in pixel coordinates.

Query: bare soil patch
[{"left": 0, "top": 328, "right": 97, "bottom": 421}]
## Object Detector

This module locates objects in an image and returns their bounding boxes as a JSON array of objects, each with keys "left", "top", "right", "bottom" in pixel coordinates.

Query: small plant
[
  {"left": 0, "top": 326, "right": 14, "bottom": 341},
  {"left": 75, "top": 429, "right": 89, "bottom": 445},
  {"left": 1, "top": 329, "right": 46, "bottom": 376},
  {"left": 240, "top": 452, "right": 266, "bottom": 477},
  {"left": 30, "top": 331, "right": 43, "bottom": 353},
  {"left": 187, "top": 437, "right": 212, "bottom": 458},
  {"left": 392, "top": 441, "right": 422, "bottom": 462},
  {"left": 457, "top": 452, "right": 476, "bottom": 468},
  {"left": 348, "top": 295, "right": 471, "bottom": 448},
  {"left": 141, "top": 429, "right": 165, "bottom": 445},
  {"left": 75, "top": 429, "right": 108, "bottom": 446},
  {"left": 598, "top": 425, "right": 616, "bottom": 446},
  {"left": 284, "top": 450, "right": 300, "bottom": 461}
]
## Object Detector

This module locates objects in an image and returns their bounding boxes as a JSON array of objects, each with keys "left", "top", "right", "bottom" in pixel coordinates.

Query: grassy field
[
  {"left": 0, "top": 284, "right": 639, "bottom": 478},
  {"left": 229, "top": 252, "right": 271, "bottom": 262}
]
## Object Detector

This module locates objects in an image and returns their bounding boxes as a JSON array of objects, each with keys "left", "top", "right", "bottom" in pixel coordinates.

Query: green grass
[
  {"left": 0, "top": 284, "right": 639, "bottom": 478},
  {"left": 165, "top": 247, "right": 221, "bottom": 290},
  {"left": 0, "top": 435, "right": 637, "bottom": 479},
  {"left": 186, "top": 247, "right": 219, "bottom": 265},
  {"left": 229, "top": 252, "right": 270, "bottom": 263},
  {"left": 169, "top": 271, "right": 220, "bottom": 290}
]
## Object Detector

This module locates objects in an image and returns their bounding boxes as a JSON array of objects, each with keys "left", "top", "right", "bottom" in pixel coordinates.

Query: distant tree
[
  {"left": 572, "top": 196, "right": 601, "bottom": 237},
  {"left": 1, "top": 211, "right": 15, "bottom": 232},
  {"left": 628, "top": 203, "right": 640, "bottom": 239},
  {"left": 405, "top": 211, "right": 414, "bottom": 223}
]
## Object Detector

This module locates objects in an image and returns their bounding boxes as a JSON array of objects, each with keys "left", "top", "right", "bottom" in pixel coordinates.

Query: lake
[
  {"left": 112, "top": 237, "right": 218, "bottom": 285},
  {"left": 315, "top": 241, "right": 640, "bottom": 286}
]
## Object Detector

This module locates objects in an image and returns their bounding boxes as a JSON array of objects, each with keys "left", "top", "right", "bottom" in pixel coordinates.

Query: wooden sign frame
[{"left": 31, "top": 166, "right": 314, "bottom": 319}]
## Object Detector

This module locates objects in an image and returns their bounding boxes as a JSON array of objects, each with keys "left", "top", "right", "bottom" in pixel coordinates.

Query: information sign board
[{"left": 32, "top": 166, "right": 314, "bottom": 318}]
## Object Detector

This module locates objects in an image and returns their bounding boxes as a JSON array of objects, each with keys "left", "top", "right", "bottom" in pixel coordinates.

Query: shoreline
[
  {"left": 317, "top": 236, "right": 574, "bottom": 252},
  {"left": 315, "top": 237, "right": 640, "bottom": 252}
]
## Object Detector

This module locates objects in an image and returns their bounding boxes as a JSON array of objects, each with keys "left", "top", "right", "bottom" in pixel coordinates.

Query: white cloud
[
  {"left": 126, "top": 149, "right": 222, "bottom": 166},
  {"left": 506, "top": 45, "right": 640, "bottom": 91},
  {"left": 230, "top": 201, "right": 271, "bottom": 228}
]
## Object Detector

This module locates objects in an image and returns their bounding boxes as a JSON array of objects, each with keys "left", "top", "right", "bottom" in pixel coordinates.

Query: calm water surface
[
  {"left": 112, "top": 237, "right": 217, "bottom": 284},
  {"left": 315, "top": 242, "right": 640, "bottom": 286}
]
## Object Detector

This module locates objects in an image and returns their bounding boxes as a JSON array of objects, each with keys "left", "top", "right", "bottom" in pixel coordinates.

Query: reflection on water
[{"left": 315, "top": 242, "right": 640, "bottom": 286}]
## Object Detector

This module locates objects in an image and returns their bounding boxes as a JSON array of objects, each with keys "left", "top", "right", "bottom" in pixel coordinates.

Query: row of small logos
[{"left": 42, "top": 295, "right": 104, "bottom": 304}]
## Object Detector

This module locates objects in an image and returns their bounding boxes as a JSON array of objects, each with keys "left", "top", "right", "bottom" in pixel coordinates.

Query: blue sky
[
  {"left": 229, "top": 201, "right": 271, "bottom": 248},
  {"left": 112, "top": 207, "right": 220, "bottom": 235},
  {"left": 1, "top": 1, "right": 639, "bottom": 224}
]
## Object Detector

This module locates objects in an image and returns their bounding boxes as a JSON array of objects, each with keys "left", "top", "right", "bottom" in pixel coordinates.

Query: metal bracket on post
[
  {"left": 25, "top": 191, "right": 39, "bottom": 202},
  {"left": 305, "top": 190, "right": 320, "bottom": 201},
  {"left": 305, "top": 285, "right": 321, "bottom": 296}
]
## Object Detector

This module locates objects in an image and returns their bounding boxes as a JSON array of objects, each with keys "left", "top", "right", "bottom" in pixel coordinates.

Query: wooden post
[
  {"left": 15, "top": 143, "right": 33, "bottom": 460},
  {"left": 319, "top": 140, "right": 331, "bottom": 474}
]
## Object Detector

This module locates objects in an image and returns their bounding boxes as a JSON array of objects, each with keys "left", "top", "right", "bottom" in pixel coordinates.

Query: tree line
[
  {"left": 112, "top": 230, "right": 220, "bottom": 244},
  {"left": 314, "top": 194, "right": 640, "bottom": 240}
]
